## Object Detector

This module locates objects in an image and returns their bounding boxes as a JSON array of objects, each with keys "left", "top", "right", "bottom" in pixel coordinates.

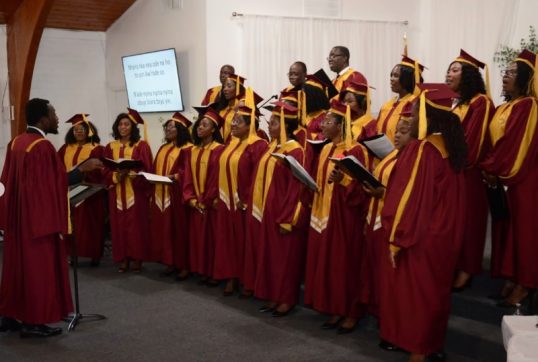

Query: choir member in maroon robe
[
  {"left": 340, "top": 81, "right": 377, "bottom": 141},
  {"left": 201, "top": 64, "right": 235, "bottom": 105},
  {"left": 304, "top": 100, "right": 370, "bottom": 333},
  {"left": 328, "top": 46, "right": 368, "bottom": 96},
  {"left": 280, "top": 63, "right": 331, "bottom": 145},
  {"left": 148, "top": 112, "right": 192, "bottom": 280},
  {"left": 481, "top": 49, "right": 538, "bottom": 307},
  {"left": 379, "top": 84, "right": 467, "bottom": 362},
  {"left": 213, "top": 90, "right": 268, "bottom": 295},
  {"left": 252, "top": 101, "right": 308, "bottom": 316},
  {"left": 214, "top": 74, "right": 268, "bottom": 143},
  {"left": 361, "top": 114, "right": 413, "bottom": 318},
  {"left": 58, "top": 115, "right": 105, "bottom": 266},
  {"left": 183, "top": 106, "right": 225, "bottom": 285},
  {"left": 103, "top": 109, "right": 153, "bottom": 273},
  {"left": 0, "top": 98, "right": 72, "bottom": 337},
  {"left": 446, "top": 50, "right": 495, "bottom": 291},
  {"left": 376, "top": 55, "right": 424, "bottom": 144}
]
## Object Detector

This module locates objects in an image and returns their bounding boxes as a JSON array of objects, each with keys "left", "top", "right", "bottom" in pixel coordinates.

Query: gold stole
[
  {"left": 190, "top": 141, "right": 220, "bottom": 204},
  {"left": 153, "top": 143, "right": 186, "bottom": 212},
  {"left": 110, "top": 140, "right": 138, "bottom": 211},
  {"left": 218, "top": 138, "right": 249, "bottom": 210},
  {"left": 366, "top": 149, "right": 398, "bottom": 230},
  {"left": 63, "top": 143, "right": 95, "bottom": 170},
  {"left": 207, "top": 86, "right": 222, "bottom": 104},
  {"left": 219, "top": 99, "right": 238, "bottom": 142},
  {"left": 376, "top": 93, "right": 415, "bottom": 143},
  {"left": 310, "top": 142, "right": 348, "bottom": 233},
  {"left": 489, "top": 97, "right": 538, "bottom": 179},
  {"left": 352, "top": 114, "right": 373, "bottom": 140},
  {"left": 332, "top": 68, "right": 356, "bottom": 93},
  {"left": 388, "top": 135, "right": 447, "bottom": 251},
  {"left": 452, "top": 94, "right": 491, "bottom": 163},
  {"left": 251, "top": 140, "right": 302, "bottom": 222}
]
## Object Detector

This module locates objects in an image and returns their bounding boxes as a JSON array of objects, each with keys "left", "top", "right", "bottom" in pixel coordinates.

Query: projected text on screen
[{"left": 122, "top": 48, "right": 184, "bottom": 112}]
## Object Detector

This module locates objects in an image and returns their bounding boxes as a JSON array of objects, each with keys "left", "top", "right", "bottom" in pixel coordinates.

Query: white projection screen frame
[{"left": 122, "top": 48, "right": 184, "bottom": 112}]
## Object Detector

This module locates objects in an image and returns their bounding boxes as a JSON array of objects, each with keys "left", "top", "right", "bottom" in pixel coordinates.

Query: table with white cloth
[{"left": 502, "top": 315, "right": 538, "bottom": 362}]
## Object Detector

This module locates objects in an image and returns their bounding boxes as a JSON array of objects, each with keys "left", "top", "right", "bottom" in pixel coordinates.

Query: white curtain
[
  {"left": 239, "top": 0, "right": 520, "bottom": 117},
  {"left": 417, "top": 0, "right": 519, "bottom": 106},
  {"left": 239, "top": 15, "right": 406, "bottom": 115},
  {"left": 0, "top": 25, "right": 10, "bottom": 169}
]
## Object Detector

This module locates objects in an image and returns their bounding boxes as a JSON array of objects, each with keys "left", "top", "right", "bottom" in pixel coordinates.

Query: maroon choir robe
[
  {"left": 453, "top": 94, "right": 494, "bottom": 275},
  {"left": 481, "top": 97, "right": 538, "bottom": 288},
  {"left": 362, "top": 149, "right": 398, "bottom": 317},
  {"left": 103, "top": 140, "right": 153, "bottom": 262},
  {"left": 183, "top": 141, "right": 224, "bottom": 277},
  {"left": 148, "top": 142, "right": 192, "bottom": 268},
  {"left": 252, "top": 141, "right": 308, "bottom": 305},
  {"left": 379, "top": 136, "right": 465, "bottom": 355},
  {"left": 58, "top": 143, "right": 106, "bottom": 260},
  {"left": 304, "top": 141, "right": 370, "bottom": 319},
  {"left": 213, "top": 137, "right": 267, "bottom": 281},
  {"left": 0, "top": 132, "right": 73, "bottom": 324}
]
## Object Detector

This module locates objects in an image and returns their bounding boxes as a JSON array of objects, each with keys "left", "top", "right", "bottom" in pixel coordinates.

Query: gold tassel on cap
[
  {"left": 413, "top": 60, "right": 421, "bottom": 95},
  {"left": 244, "top": 87, "right": 257, "bottom": 142},
  {"left": 485, "top": 64, "right": 492, "bottom": 99},
  {"left": 418, "top": 90, "right": 428, "bottom": 140},
  {"left": 81, "top": 113, "right": 94, "bottom": 138},
  {"left": 365, "top": 87, "right": 373, "bottom": 122},
  {"left": 344, "top": 104, "right": 352, "bottom": 150},
  {"left": 235, "top": 75, "right": 240, "bottom": 98},
  {"left": 530, "top": 54, "right": 538, "bottom": 97},
  {"left": 279, "top": 106, "right": 286, "bottom": 146}
]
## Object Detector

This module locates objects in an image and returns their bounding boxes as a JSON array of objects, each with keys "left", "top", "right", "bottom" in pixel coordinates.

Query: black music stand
[{"left": 65, "top": 183, "right": 107, "bottom": 331}]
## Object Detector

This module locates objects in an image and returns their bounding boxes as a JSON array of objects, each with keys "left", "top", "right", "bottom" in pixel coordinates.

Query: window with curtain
[{"left": 239, "top": 15, "right": 407, "bottom": 115}]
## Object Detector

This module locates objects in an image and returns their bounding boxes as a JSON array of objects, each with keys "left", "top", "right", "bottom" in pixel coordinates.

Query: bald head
[{"left": 219, "top": 65, "right": 235, "bottom": 85}]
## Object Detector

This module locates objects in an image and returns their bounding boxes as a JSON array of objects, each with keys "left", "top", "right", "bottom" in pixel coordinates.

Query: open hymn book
[
  {"left": 271, "top": 153, "right": 319, "bottom": 192},
  {"left": 100, "top": 157, "right": 143, "bottom": 170},
  {"left": 329, "top": 155, "right": 384, "bottom": 189},
  {"left": 360, "top": 134, "right": 395, "bottom": 159},
  {"left": 137, "top": 172, "right": 173, "bottom": 184}
]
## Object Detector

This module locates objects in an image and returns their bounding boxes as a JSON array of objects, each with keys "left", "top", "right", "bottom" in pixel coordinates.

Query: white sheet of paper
[{"left": 138, "top": 172, "right": 173, "bottom": 184}]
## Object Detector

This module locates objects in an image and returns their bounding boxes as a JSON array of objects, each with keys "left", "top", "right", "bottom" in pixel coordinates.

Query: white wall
[
  {"left": 106, "top": 0, "right": 206, "bottom": 154},
  {"left": 30, "top": 28, "right": 109, "bottom": 150},
  {"left": 0, "top": 25, "right": 9, "bottom": 169},
  {"left": 205, "top": 0, "right": 417, "bottom": 94}
]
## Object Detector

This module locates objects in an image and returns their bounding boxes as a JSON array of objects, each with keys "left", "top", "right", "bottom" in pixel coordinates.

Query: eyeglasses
[
  {"left": 327, "top": 53, "right": 345, "bottom": 61},
  {"left": 320, "top": 120, "right": 336, "bottom": 126},
  {"left": 503, "top": 69, "right": 518, "bottom": 77}
]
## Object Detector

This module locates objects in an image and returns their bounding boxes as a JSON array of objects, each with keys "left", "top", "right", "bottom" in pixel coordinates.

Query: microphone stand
[{"left": 64, "top": 183, "right": 107, "bottom": 331}]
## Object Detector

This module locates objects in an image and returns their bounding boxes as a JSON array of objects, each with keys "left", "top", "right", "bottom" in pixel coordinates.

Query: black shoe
[
  {"left": 0, "top": 317, "right": 21, "bottom": 332},
  {"left": 451, "top": 277, "right": 473, "bottom": 293},
  {"left": 206, "top": 279, "right": 220, "bottom": 288},
  {"left": 20, "top": 324, "right": 62, "bottom": 338},
  {"left": 427, "top": 351, "right": 446, "bottom": 362},
  {"left": 336, "top": 325, "right": 356, "bottom": 334},
  {"left": 238, "top": 292, "right": 253, "bottom": 299},
  {"left": 89, "top": 259, "right": 100, "bottom": 267},
  {"left": 271, "top": 307, "right": 294, "bottom": 318},
  {"left": 258, "top": 305, "right": 275, "bottom": 313},
  {"left": 378, "top": 339, "right": 401, "bottom": 352},
  {"left": 487, "top": 293, "right": 506, "bottom": 301},
  {"left": 321, "top": 320, "right": 340, "bottom": 330},
  {"left": 159, "top": 267, "right": 176, "bottom": 277},
  {"left": 175, "top": 272, "right": 190, "bottom": 281}
]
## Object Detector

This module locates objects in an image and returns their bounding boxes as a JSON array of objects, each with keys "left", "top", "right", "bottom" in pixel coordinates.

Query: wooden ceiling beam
[{"left": 7, "top": 0, "right": 54, "bottom": 137}]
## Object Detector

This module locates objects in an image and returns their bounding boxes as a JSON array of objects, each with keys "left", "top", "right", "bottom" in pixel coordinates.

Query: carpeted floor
[{"left": 0, "top": 248, "right": 510, "bottom": 362}]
